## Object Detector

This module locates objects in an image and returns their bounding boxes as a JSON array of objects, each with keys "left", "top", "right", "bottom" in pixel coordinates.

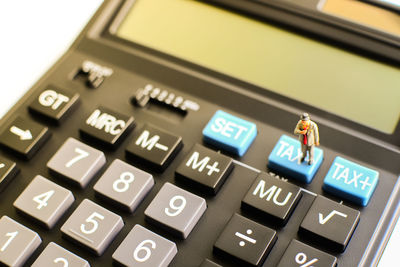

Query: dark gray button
[
  {"left": 241, "top": 172, "right": 301, "bottom": 225},
  {"left": 28, "top": 86, "right": 80, "bottom": 124},
  {"left": 0, "top": 156, "right": 19, "bottom": 192},
  {"left": 0, "top": 216, "right": 42, "bottom": 267},
  {"left": 80, "top": 106, "right": 134, "bottom": 149},
  {"left": 32, "top": 242, "right": 90, "bottom": 267},
  {"left": 47, "top": 138, "right": 106, "bottom": 188},
  {"left": 94, "top": 159, "right": 154, "bottom": 212},
  {"left": 199, "top": 259, "right": 223, "bottom": 267},
  {"left": 13, "top": 175, "right": 74, "bottom": 229},
  {"left": 61, "top": 199, "right": 124, "bottom": 256},
  {"left": 0, "top": 116, "right": 51, "bottom": 159},
  {"left": 112, "top": 224, "right": 177, "bottom": 267},
  {"left": 126, "top": 124, "right": 183, "bottom": 171},
  {"left": 299, "top": 195, "right": 360, "bottom": 252},
  {"left": 144, "top": 182, "right": 206, "bottom": 239},
  {"left": 175, "top": 144, "right": 234, "bottom": 195}
]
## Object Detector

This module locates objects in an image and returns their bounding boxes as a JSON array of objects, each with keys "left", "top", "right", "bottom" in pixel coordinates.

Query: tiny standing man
[{"left": 294, "top": 113, "right": 320, "bottom": 165}]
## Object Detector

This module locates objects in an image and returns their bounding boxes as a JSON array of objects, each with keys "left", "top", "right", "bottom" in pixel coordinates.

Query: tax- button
[
  {"left": 203, "top": 110, "right": 257, "bottom": 156},
  {"left": 268, "top": 135, "right": 323, "bottom": 183},
  {"left": 323, "top": 156, "right": 379, "bottom": 206}
]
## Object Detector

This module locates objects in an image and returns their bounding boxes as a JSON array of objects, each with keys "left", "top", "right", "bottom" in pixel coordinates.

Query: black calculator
[{"left": 0, "top": 0, "right": 399, "bottom": 266}]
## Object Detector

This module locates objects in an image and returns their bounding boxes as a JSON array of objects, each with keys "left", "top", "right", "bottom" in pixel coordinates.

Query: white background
[{"left": 0, "top": 1, "right": 398, "bottom": 266}]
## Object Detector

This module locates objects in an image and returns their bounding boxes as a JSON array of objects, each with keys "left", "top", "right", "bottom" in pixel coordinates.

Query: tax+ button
[
  {"left": 203, "top": 110, "right": 257, "bottom": 156},
  {"left": 323, "top": 156, "right": 379, "bottom": 206}
]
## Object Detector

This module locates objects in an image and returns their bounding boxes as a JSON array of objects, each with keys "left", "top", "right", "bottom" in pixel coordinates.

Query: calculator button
[
  {"left": 199, "top": 259, "right": 223, "bottom": 267},
  {"left": 202, "top": 110, "right": 257, "bottom": 156},
  {"left": 47, "top": 138, "right": 106, "bottom": 188},
  {"left": 241, "top": 172, "right": 302, "bottom": 225},
  {"left": 61, "top": 199, "right": 124, "bottom": 256},
  {"left": 175, "top": 144, "right": 234, "bottom": 195},
  {"left": 94, "top": 159, "right": 154, "bottom": 212},
  {"left": 277, "top": 239, "right": 337, "bottom": 267},
  {"left": 28, "top": 86, "right": 80, "bottom": 124},
  {"left": 13, "top": 175, "right": 74, "bottom": 229},
  {"left": 0, "top": 216, "right": 42, "bottom": 267},
  {"left": 0, "top": 116, "right": 51, "bottom": 159},
  {"left": 213, "top": 213, "right": 277, "bottom": 267},
  {"left": 144, "top": 182, "right": 206, "bottom": 239},
  {"left": 267, "top": 135, "right": 323, "bottom": 183},
  {"left": 323, "top": 156, "right": 379, "bottom": 206},
  {"left": 126, "top": 124, "right": 183, "bottom": 171},
  {"left": 80, "top": 106, "right": 135, "bottom": 149},
  {"left": 299, "top": 195, "right": 360, "bottom": 252},
  {"left": 32, "top": 242, "right": 90, "bottom": 267},
  {"left": 112, "top": 224, "right": 177, "bottom": 267},
  {"left": 0, "top": 156, "right": 19, "bottom": 192}
]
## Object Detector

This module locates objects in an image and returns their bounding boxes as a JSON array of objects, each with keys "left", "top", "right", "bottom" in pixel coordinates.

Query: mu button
[
  {"left": 126, "top": 124, "right": 183, "bottom": 171},
  {"left": 241, "top": 173, "right": 301, "bottom": 225},
  {"left": 0, "top": 116, "right": 51, "bottom": 159},
  {"left": 175, "top": 144, "right": 234, "bottom": 195}
]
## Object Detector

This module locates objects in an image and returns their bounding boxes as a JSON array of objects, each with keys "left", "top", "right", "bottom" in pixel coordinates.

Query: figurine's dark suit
[{"left": 294, "top": 119, "right": 319, "bottom": 165}]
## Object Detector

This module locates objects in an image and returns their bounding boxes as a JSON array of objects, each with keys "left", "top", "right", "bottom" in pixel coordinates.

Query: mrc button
[
  {"left": 323, "top": 156, "right": 379, "bottom": 206},
  {"left": 79, "top": 106, "right": 134, "bottom": 149},
  {"left": 203, "top": 110, "right": 257, "bottom": 157},
  {"left": 267, "top": 135, "right": 323, "bottom": 183}
]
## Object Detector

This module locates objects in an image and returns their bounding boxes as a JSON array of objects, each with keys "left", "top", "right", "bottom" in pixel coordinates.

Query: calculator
[{"left": 0, "top": 0, "right": 400, "bottom": 267}]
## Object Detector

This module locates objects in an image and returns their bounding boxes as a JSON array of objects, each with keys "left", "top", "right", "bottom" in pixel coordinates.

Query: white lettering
[
  {"left": 186, "top": 152, "right": 210, "bottom": 172},
  {"left": 86, "top": 109, "right": 125, "bottom": 135},
  {"left": 38, "top": 90, "right": 69, "bottom": 110},
  {"left": 135, "top": 131, "right": 160, "bottom": 150},
  {"left": 252, "top": 180, "right": 292, "bottom": 206}
]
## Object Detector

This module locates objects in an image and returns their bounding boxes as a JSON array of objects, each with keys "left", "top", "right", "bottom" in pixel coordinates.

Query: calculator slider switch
[{"left": 75, "top": 60, "right": 113, "bottom": 89}]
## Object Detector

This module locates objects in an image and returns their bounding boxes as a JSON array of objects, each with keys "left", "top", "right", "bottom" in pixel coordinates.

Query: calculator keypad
[
  {"left": 94, "top": 159, "right": 154, "bottom": 212},
  {"left": 32, "top": 242, "right": 90, "bottom": 267},
  {"left": 0, "top": 216, "right": 42, "bottom": 267},
  {"left": 61, "top": 199, "right": 124, "bottom": 256},
  {"left": 47, "top": 137, "right": 106, "bottom": 188},
  {"left": 13, "top": 175, "right": 74, "bottom": 229},
  {"left": 112, "top": 224, "right": 177, "bottom": 267}
]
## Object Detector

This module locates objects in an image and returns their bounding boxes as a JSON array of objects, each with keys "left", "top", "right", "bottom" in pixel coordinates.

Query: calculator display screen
[{"left": 116, "top": 0, "right": 400, "bottom": 134}]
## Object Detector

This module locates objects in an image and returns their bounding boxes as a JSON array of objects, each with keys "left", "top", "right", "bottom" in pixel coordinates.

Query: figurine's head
[{"left": 300, "top": 113, "right": 310, "bottom": 128}]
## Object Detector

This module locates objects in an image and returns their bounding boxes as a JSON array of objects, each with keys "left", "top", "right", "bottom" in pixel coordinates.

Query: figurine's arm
[
  {"left": 313, "top": 122, "right": 320, "bottom": 146},
  {"left": 294, "top": 121, "right": 306, "bottom": 135}
]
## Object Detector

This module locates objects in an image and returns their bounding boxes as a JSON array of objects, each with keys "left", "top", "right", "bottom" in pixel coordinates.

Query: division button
[
  {"left": 32, "top": 242, "right": 90, "bottom": 267},
  {"left": 277, "top": 239, "right": 337, "bottom": 267},
  {"left": 126, "top": 124, "right": 183, "bottom": 171},
  {"left": 175, "top": 144, "right": 234, "bottom": 195},
  {"left": 28, "top": 86, "right": 80, "bottom": 124},
  {"left": 94, "top": 159, "right": 154, "bottom": 212},
  {"left": 0, "top": 156, "right": 19, "bottom": 192},
  {"left": 112, "top": 224, "right": 177, "bottom": 267},
  {"left": 0, "top": 216, "right": 42, "bottom": 267},
  {"left": 241, "top": 172, "right": 301, "bottom": 225},
  {"left": 61, "top": 199, "right": 124, "bottom": 256},
  {"left": 203, "top": 110, "right": 257, "bottom": 156},
  {"left": 323, "top": 156, "right": 379, "bottom": 206},
  {"left": 213, "top": 213, "right": 277, "bottom": 267},
  {"left": 299, "top": 195, "right": 360, "bottom": 252},
  {"left": 267, "top": 135, "right": 323, "bottom": 183},
  {"left": 80, "top": 106, "right": 135, "bottom": 149},
  {"left": 0, "top": 116, "right": 51, "bottom": 159},
  {"left": 13, "top": 175, "right": 75, "bottom": 229},
  {"left": 144, "top": 182, "right": 206, "bottom": 239},
  {"left": 47, "top": 138, "right": 106, "bottom": 188}
]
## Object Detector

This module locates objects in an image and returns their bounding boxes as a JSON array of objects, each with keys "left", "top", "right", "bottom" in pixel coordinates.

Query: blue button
[
  {"left": 202, "top": 110, "right": 257, "bottom": 156},
  {"left": 267, "top": 135, "right": 323, "bottom": 183},
  {"left": 323, "top": 157, "right": 379, "bottom": 206}
]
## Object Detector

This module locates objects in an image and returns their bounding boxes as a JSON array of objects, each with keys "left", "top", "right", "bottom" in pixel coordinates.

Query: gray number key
[
  {"left": 61, "top": 199, "right": 124, "bottom": 256},
  {"left": 32, "top": 242, "right": 90, "bottom": 267},
  {"left": 94, "top": 159, "right": 154, "bottom": 212},
  {"left": 0, "top": 216, "right": 42, "bottom": 267},
  {"left": 13, "top": 175, "right": 74, "bottom": 229},
  {"left": 144, "top": 182, "right": 207, "bottom": 239},
  {"left": 112, "top": 224, "right": 177, "bottom": 267},
  {"left": 47, "top": 138, "right": 106, "bottom": 188}
]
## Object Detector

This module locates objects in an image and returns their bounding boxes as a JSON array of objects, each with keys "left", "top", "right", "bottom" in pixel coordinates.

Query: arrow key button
[{"left": 0, "top": 116, "right": 51, "bottom": 159}]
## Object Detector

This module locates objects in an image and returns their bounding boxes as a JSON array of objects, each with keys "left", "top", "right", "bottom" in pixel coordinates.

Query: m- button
[
  {"left": 203, "top": 110, "right": 257, "bottom": 156},
  {"left": 79, "top": 106, "right": 134, "bottom": 149}
]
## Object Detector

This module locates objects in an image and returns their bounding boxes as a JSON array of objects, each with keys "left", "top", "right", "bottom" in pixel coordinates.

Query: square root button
[
  {"left": 323, "top": 156, "right": 379, "bottom": 206},
  {"left": 267, "top": 135, "right": 323, "bottom": 183},
  {"left": 203, "top": 110, "right": 257, "bottom": 156}
]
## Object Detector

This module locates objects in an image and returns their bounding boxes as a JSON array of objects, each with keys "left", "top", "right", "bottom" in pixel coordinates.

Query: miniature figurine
[{"left": 294, "top": 113, "right": 320, "bottom": 165}]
